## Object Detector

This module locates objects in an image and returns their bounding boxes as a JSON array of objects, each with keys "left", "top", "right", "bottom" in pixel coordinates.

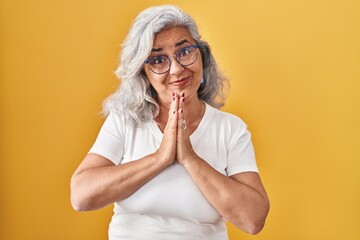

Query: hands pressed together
[
  {"left": 72, "top": 92, "right": 269, "bottom": 233},
  {"left": 155, "top": 92, "right": 198, "bottom": 167}
]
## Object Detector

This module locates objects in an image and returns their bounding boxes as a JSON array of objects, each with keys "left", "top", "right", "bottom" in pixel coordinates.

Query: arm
[
  {"left": 70, "top": 152, "right": 170, "bottom": 211},
  {"left": 182, "top": 157, "right": 269, "bottom": 235},
  {"left": 176, "top": 96, "right": 269, "bottom": 234},
  {"left": 70, "top": 94, "right": 180, "bottom": 211}
]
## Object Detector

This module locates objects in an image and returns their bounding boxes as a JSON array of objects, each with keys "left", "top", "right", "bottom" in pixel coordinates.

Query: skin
[{"left": 71, "top": 27, "right": 269, "bottom": 235}]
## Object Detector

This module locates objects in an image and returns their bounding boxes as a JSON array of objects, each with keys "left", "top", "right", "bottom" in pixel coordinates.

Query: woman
[{"left": 71, "top": 5, "right": 269, "bottom": 240}]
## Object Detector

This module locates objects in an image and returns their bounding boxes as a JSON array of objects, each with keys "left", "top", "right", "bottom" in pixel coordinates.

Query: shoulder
[
  {"left": 106, "top": 111, "right": 141, "bottom": 127},
  {"left": 206, "top": 104, "right": 248, "bottom": 130},
  {"left": 105, "top": 111, "right": 155, "bottom": 138},
  {"left": 105, "top": 111, "right": 126, "bottom": 127},
  {"left": 101, "top": 111, "right": 134, "bottom": 136}
]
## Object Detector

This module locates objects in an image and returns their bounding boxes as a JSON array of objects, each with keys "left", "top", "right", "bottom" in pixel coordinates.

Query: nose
[{"left": 169, "top": 57, "right": 185, "bottom": 75}]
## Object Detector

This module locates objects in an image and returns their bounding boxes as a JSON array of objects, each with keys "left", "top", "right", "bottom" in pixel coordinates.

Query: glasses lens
[
  {"left": 149, "top": 56, "right": 170, "bottom": 74},
  {"left": 176, "top": 46, "right": 197, "bottom": 66},
  {"left": 146, "top": 46, "right": 198, "bottom": 74}
]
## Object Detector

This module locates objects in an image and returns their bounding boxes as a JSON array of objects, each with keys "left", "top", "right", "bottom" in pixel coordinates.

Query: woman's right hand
[
  {"left": 71, "top": 94, "right": 181, "bottom": 211},
  {"left": 153, "top": 92, "right": 179, "bottom": 166}
]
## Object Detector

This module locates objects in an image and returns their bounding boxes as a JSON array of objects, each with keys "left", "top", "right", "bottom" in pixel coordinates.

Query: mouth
[{"left": 169, "top": 76, "right": 191, "bottom": 86}]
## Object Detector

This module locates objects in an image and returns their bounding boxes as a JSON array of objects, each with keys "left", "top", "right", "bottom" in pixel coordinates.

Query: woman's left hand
[{"left": 173, "top": 93, "right": 269, "bottom": 234}]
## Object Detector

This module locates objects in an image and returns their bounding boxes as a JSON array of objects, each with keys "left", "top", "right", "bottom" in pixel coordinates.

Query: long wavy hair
[{"left": 103, "top": 5, "right": 228, "bottom": 126}]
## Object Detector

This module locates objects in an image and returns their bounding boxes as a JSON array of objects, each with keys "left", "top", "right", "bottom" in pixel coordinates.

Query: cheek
[
  {"left": 144, "top": 67, "right": 153, "bottom": 81},
  {"left": 145, "top": 71, "right": 167, "bottom": 89},
  {"left": 144, "top": 68, "right": 157, "bottom": 84},
  {"left": 196, "top": 55, "right": 203, "bottom": 76},
  {"left": 193, "top": 61, "right": 203, "bottom": 80}
]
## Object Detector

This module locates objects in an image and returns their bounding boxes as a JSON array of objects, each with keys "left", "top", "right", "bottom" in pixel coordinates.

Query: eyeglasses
[{"left": 144, "top": 45, "right": 199, "bottom": 74}]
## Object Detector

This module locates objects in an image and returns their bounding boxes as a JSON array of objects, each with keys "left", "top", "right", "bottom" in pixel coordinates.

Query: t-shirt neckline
[{"left": 149, "top": 102, "right": 213, "bottom": 143}]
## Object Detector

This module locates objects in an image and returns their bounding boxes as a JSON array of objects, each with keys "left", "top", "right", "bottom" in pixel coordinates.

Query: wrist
[
  {"left": 152, "top": 151, "right": 173, "bottom": 167},
  {"left": 182, "top": 153, "right": 201, "bottom": 170}
]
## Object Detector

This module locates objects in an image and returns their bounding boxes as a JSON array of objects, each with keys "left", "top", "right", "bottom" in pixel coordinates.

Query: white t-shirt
[{"left": 89, "top": 103, "right": 258, "bottom": 240}]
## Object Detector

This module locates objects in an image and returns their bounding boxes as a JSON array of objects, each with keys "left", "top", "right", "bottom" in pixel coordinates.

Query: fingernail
[
  {"left": 180, "top": 109, "right": 183, "bottom": 113},
  {"left": 173, "top": 110, "right": 176, "bottom": 114},
  {"left": 173, "top": 97, "right": 175, "bottom": 101},
  {"left": 181, "top": 92, "right": 185, "bottom": 97},
  {"left": 182, "top": 97, "right": 185, "bottom": 102},
  {"left": 172, "top": 92, "right": 175, "bottom": 97}
]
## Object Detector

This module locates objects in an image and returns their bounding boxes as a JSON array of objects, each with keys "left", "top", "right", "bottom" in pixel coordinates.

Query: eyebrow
[{"left": 151, "top": 39, "right": 190, "bottom": 52}]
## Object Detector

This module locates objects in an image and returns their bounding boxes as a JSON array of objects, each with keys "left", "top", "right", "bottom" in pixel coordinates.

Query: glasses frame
[{"left": 144, "top": 44, "right": 199, "bottom": 74}]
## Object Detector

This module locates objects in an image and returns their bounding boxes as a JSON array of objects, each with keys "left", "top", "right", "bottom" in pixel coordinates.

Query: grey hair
[{"left": 103, "top": 5, "right": 228, "bottom": 126}]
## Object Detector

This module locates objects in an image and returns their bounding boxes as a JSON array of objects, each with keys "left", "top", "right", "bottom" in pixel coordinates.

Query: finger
[
  {"left": 166, "top": 92, "right": 179, "bottom": 132},
  {"left": 178, "top": 106, "right": 187, "bottom": 133},
  {"left": 177, "top": 92, "right": 186, "bottom": 131},
  {"left": 179, "top": 92, "right": 186, "bottom": 120},
  {"left": 168, "top": 92, "right": 177, "bottom": 114}
]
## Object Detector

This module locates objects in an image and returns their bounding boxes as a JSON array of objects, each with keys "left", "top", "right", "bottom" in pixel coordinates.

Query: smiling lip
[{"left": 170, "top": 76, "right": 190, "bottom": 86}]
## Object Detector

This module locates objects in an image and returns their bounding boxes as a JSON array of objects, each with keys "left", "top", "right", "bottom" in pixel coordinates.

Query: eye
[
  {"left": 178, "top": 47, "right": 191, "bottom": 57},
  {"left": 150, "top": 56, "right": 167, "bottom": 65}
]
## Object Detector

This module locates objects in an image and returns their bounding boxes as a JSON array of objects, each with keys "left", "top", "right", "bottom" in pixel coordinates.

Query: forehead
[{"left": 152, "top": 27, "right": 194, "bottom": 49}]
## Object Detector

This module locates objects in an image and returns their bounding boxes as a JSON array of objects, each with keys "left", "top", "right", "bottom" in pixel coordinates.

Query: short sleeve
[
  {"left": 226, "top": 122, "right": 258, "bottom": 176},
  {"left": 88, "top": 112, "right": 125, "bottom": 165}
]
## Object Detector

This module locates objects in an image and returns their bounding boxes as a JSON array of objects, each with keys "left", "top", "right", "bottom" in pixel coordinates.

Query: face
[{"left": 143, "top": 27, "right": 203, "bottom": 105}]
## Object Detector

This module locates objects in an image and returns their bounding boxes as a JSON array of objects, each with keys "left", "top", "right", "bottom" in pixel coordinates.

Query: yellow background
[{"left": 1, "top": 0, "right": 359, "bottom": 239}]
